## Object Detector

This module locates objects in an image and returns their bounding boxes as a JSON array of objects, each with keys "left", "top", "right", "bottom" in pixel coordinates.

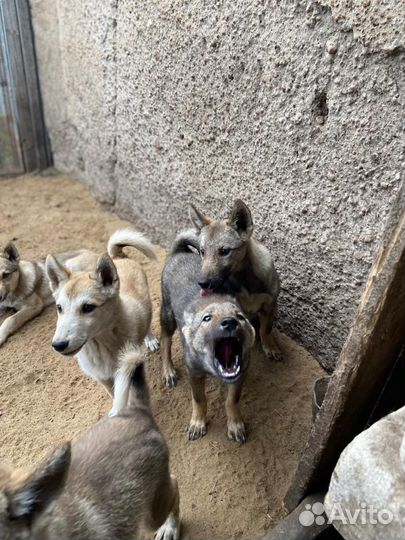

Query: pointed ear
[
  {"left": 46, "top": 255, "right": 70, "bottom": 291},
  {"left": 95, "top": 254, "right": 119, "bottom": 294},
  {"left": 228, "top": 200, "right": 253, "bottom": 240},
  {"left": 189, "top": 204, "right": 212, "bottom": 231},
  {"left": 3, "top": 242, "right": 20, "bottom": 263},
  {"left": 8, "top": 443, "right": 71, "bottom": 520}
]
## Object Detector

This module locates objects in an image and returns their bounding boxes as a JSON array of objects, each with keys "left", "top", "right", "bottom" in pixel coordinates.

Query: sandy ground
[{"left": 0, "top": 174, "right": 324, "bottom": 539}]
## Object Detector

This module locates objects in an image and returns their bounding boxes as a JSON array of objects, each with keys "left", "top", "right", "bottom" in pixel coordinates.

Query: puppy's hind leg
[
  {"left": 259, "top": 304, "right": 283, "bottom": 362},
  {"left": 160, "top": 300, "right": 178, "bottom": 387},
  {"left": 153, "top": 475, "right": 180, "bottom": 540}
]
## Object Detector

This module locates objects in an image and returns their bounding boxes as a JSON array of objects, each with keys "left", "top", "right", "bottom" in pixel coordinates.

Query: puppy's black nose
[
  {"left": 52, "top": 340, "right": 69, "bottom": 352},
  {"left": 221, "top": 317, "right": 237, "bottom": 331},
  {"left": 198, "top": 280, "right": 211, "bottom": 290}
]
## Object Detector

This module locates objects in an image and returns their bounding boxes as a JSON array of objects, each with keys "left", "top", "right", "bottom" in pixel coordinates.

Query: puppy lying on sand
[
  {"left": 0, "top": 347, "right": 180, "bottom": 540},
  {"left": 160, "top": 231, "right": 255, "bottom": 443},
  {"left": 46, "top": 229, "right": 159, "bottom": 415},
  {"left": 0, "top": 242, "right": 94, "bottom": 347}
]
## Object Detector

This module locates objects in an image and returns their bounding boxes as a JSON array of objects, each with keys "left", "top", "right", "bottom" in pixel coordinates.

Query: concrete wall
[{"left": 30, "top": 0, "right": 404, "bottom": 371}]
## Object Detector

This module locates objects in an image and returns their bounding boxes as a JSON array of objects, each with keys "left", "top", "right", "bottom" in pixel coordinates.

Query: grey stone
[
  {"left": 325, "top": 406, "right": 405, "bottom": 540},
  {"left": 30, "top": 0, "right": 405, "bottom": 370}
]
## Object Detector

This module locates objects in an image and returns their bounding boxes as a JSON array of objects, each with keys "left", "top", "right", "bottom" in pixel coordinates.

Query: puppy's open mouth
[{"left": 214, "top": 337, "right": 241, "bottom": 381}]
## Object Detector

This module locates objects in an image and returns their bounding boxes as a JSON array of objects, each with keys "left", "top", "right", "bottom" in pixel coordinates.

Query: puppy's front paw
[
  {"left": 163, "top": 370, "right": 178, "bottom": 388},
  {"left": 227, "top": 421, "right": 247, "bottom": 444},
  {"left": 188, "top": 419, "right": 207, "bottom": 441},
  {"left": 144, "top": 334, "right": 160, "bottom": 352},
  {"left": 154, "top": 512, "right": 180, "bottom": 540}
]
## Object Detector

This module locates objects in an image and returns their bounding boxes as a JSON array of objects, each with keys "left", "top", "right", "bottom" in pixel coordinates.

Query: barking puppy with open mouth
[{"left": 160, "top": 231, "right": 255, "bottom": 443}]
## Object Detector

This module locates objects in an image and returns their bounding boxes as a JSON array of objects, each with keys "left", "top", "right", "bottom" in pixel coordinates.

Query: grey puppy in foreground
[
  {"left": 160, "top": 231, "right": 255, "bottom": 443},
  {"left": 0, "top": 347, "right": 180, "bottom": 540}
]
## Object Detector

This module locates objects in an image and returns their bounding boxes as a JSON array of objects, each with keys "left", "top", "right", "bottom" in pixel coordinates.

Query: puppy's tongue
[{"left": 200, "top": 288, "right": 213, "bottom": 297}]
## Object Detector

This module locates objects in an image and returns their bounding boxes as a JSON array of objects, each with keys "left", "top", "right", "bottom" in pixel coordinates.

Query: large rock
[{"left": 325, "top": 406, "right": 405, "bottom": 539}]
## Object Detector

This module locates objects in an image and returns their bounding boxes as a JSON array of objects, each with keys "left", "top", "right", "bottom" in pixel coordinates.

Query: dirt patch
[{"left": 0, "top": 174, "right": 324, "bottom": 539}]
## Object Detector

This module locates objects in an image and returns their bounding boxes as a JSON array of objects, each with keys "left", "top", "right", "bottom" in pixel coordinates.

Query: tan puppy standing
[
  {"left": 0, "top": 347, "right": 180, "bottom": 540},
  {"left": 45, "top": 229, "right": 159, "bottom": 415}
]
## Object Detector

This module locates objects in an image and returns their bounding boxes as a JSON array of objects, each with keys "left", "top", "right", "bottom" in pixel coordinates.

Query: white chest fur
[{"left": 75, "top": 338, "right": 118, "bottom": 383}]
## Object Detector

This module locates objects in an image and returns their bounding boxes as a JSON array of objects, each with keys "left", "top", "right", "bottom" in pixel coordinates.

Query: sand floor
[{"left": 0, "top": 173, "right": 324, "bottom": 539}]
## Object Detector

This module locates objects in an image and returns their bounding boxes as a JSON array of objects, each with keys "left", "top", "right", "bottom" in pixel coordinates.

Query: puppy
[
  {"left": 0, "top": 347, "right": 180, "bottom": 540},
  {"left": 161, "top": 231, "right": 255, "bottom": 443},
  {"left": 189, "top": 199, "right": 282, "bottom": 360},
  {"left": 0, "top": 242, "right": 96, "bottom": 347},
  {"left": 46, "top": 229, "right": 159, "bottom": 415}
]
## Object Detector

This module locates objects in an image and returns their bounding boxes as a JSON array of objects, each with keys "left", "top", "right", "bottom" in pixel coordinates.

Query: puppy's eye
[
  {"left": 82, "top": 303, "right": 96, "bottom": 314},
  {"left": 236, "top": 314, "right": 245, "bottom": 321},
  {"left": 200, "top": 248, "right": 205, "bottom": 256},
  {"left": 219, "top": 248, "right": 231, "bottom": 256},
  {"left": 2, "top": 272, "right": 10, "bottom": 279},
  {"left": 56, "top": 304, "right": 62, "bottom": 314},
  {"left": 202, "top": 314, "right": 212, "bottom": 322}
]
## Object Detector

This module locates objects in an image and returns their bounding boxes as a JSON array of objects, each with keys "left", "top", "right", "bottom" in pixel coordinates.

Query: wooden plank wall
[
  {"left": 285, "top": 181, "right": 405, "bottom": 509},
  {"left": 1, "top": 0, "right": 50, "bottom": 172}
]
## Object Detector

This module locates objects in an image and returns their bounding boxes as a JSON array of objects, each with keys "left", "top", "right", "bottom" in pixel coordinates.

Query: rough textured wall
[{"left": 30, "top": 0, "right": 404, "bottom": 371}]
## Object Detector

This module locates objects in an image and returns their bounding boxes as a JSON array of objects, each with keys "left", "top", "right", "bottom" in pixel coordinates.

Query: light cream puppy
[
  {"left": 0, "top": 243, "right": 96, "bottom": 347},
  {"left": 0, "top": 347, "right": 180, "bottom": 540},
  {"left": 46, "top": 229, "right": 158, "bottom": 414}
]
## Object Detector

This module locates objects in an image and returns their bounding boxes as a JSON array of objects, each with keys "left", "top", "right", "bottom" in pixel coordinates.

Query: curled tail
[
  {"left": 170, "top": 229, "right": 200, "bottom": 255},
  {"left": 107, "top": 229, "right": 158, "bottom": 261},
  {"left": 109, "top": 346, "right": 149, "bottom": 417}
]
